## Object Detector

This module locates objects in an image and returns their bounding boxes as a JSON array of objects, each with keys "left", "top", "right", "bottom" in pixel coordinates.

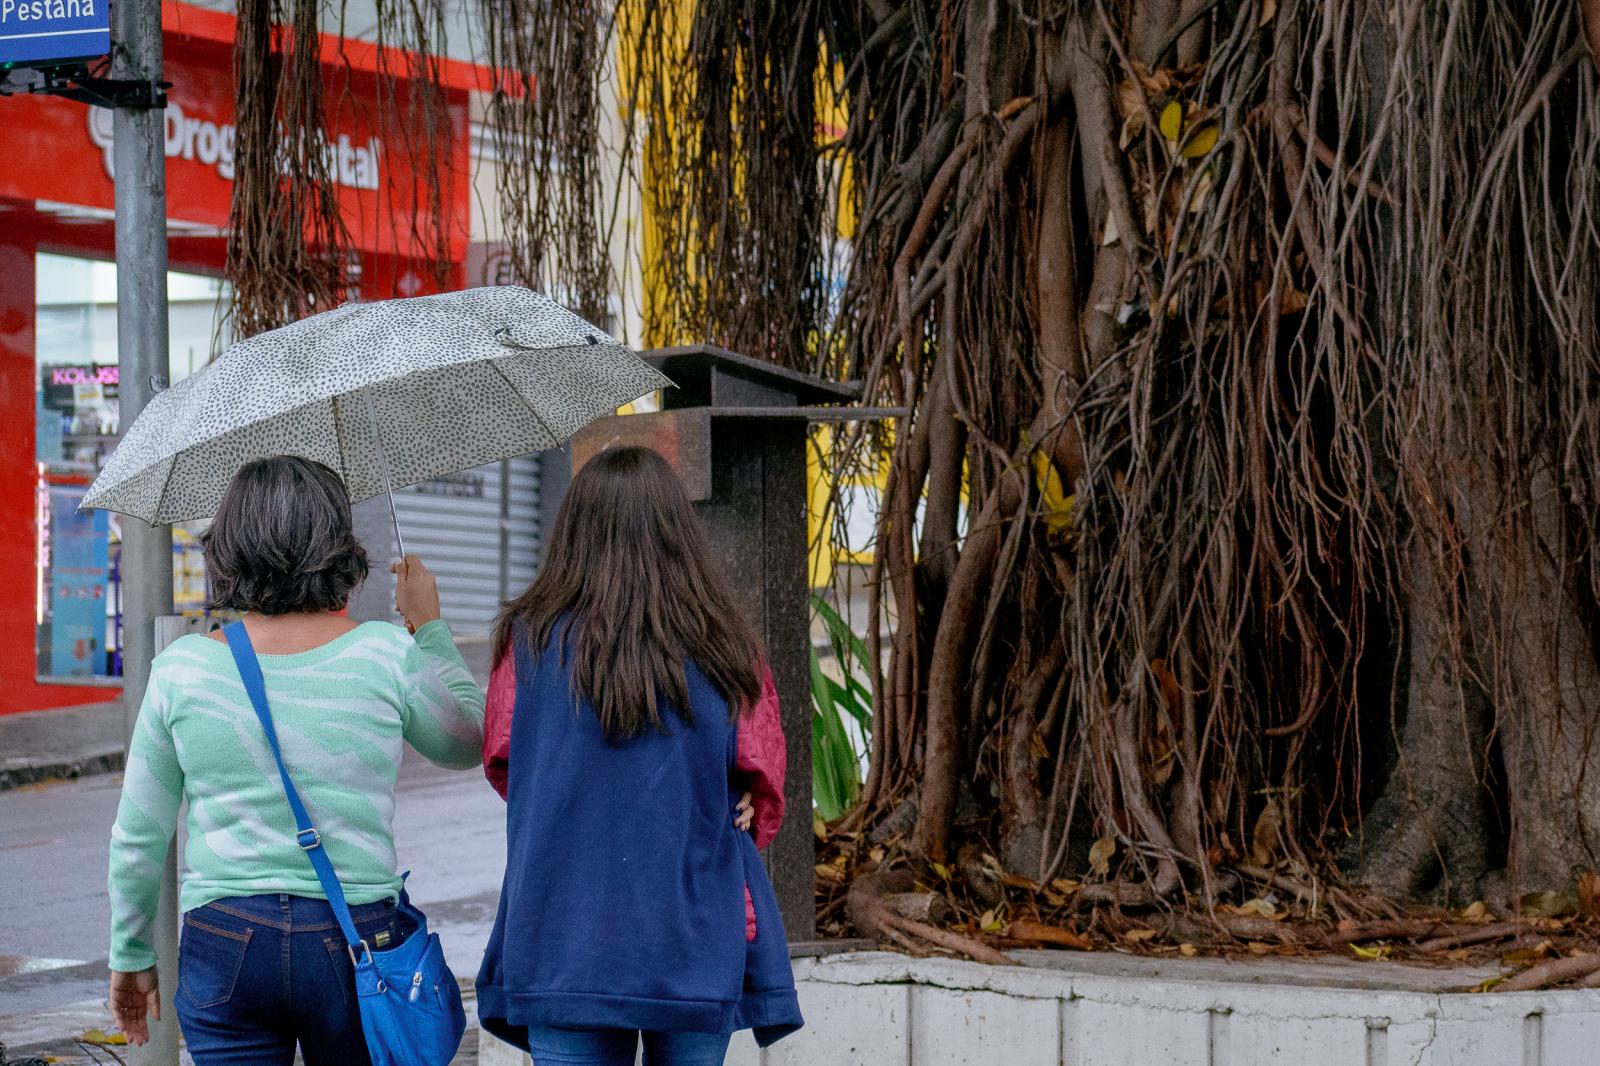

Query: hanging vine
[
  {"left": 228, "top": 0, "right": 458, "bottom": 336},
  {"left": 228, "top": 0, "right": 1600, "bottom": 982}
]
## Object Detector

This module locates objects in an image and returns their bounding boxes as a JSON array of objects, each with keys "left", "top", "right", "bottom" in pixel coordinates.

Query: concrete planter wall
[{"left": 477, "top": 949, "right": 1600, "bottom": 1065}]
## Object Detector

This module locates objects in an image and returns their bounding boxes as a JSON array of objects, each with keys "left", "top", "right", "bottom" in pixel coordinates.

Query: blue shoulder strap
[{"left": 224, "top": 621, "right": 365, "bottom": 952}]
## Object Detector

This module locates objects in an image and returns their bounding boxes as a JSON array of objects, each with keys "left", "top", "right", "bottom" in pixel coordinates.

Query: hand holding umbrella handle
[{"left": 393, "top": 555, "right": 442, "bottom": 634}]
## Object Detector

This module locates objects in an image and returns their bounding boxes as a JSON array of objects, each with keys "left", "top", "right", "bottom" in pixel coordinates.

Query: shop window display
[{"left": 35, "top": 255, "right": 230, "bottom": 679}]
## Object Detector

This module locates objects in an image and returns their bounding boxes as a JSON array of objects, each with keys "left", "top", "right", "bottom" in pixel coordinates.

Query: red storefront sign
[
  {"left": 0, "top": 1, "right": 474, "bottom": 264},
  {"left": 0, "top": 3, "right": 489, "bottom": 714}
]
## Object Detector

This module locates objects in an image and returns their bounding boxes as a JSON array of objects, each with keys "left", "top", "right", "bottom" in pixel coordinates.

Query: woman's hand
[
  {"left": 734, "top": 792, "right": 754, "bottom": 833},
  {"left": 393, "top": 555, "right": 442, "bottom": 632},
  {"left": 108, "top": 967, "right": 160, "bottom": 1046}
]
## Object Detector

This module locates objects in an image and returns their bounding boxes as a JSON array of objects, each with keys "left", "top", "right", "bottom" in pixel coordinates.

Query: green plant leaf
[
  {"left": 811, "top": 712, "right": 844, "bottom": 820},
  {"left": 811, "top": 644, "right": 861, "bottom": 818},
  {"left": 812, "top": 594, "right": 874, "bottom": 670}
]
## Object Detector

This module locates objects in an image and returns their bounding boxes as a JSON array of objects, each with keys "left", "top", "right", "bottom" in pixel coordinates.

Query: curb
[{"left": 0, "top": 750, "right": 125, "bottom": 793}]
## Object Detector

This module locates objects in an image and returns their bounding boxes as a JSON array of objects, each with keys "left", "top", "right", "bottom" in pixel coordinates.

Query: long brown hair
[{"left": 494, "top": 446, "right": 763, "bottom": 740}]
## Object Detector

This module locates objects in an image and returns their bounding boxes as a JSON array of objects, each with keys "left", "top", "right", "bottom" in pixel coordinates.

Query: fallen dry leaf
[
  {"left": 1501, "top": 941, "right": 1556, "bottom": 967},
  {"left": 1010, "top": 918, "right": 1094, "bottom": 951},
  {"left": 1459, "top": 900, "right": 1493, "bottom": 924},
  {"left": 1122, "top": 927, "right": 1159, "bottom": 943},
  {"left": 1179, "top": 942, "right": 1198, "bottom": 957},
  {"left": 1520, "top": 891, "right": 1578, "bottom": 919},
  {"left": 1578, "top": 871, "right": 1600, "bottom": 920},
  {"left": 1089, "top": 835, "right": 1118, "bottom": 877},
  {"left": 1229, "top": 898, "right": 1283, "bottom": 920},
  {"left": 1350, "top": 942, "right": 1393, "bottom": 961},
  {"left": 1249, "top": 801, "right": 1282, "bottom": 867}
]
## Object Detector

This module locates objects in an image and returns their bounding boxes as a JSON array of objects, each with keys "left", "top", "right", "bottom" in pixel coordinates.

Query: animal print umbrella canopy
[{"left": 82, "top": 286, "right": 672, "bottom": 525}]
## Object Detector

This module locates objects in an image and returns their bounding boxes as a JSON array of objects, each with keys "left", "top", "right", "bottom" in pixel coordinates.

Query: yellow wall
[{"left": 619, "top": 12, "right": 881, "bottom": 588}]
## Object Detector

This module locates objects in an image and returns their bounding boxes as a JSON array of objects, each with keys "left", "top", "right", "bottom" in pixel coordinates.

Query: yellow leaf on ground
[
  {"left": 1459, "top": 900, "right": 1493, "bottom": 924},
  {"left": 1181, "top": 123, "right": 1219, "bottom": 158},
  {"left": 1123, "top": 927, "right": 1158, "bottom": 943},
  {"left": 1089, "top": 835, "right": 1118, "bottom": 877},
  {"left": 1349, "top": 942, "right": 1392, "bottom": 961},
  {"left": 1179, "top": 942, "right": 1199, "bottom": 957},
  {"left": 1520, "top": 891, "right": 1577, "bottom": 918},
  {"left": 1159, "top": 100, "right": 1184, "bottom": 141},
  {"left": 1230, "top": 898, "right": 1283, "bottom": 920},
  {"left": 932, "top": 862, "right": 950, "bottom": 881},
  {"left": 77, "top": 1028, "right": 129, "bottom": 1045}
]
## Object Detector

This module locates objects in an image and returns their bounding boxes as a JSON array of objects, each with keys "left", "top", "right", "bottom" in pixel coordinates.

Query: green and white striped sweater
[{"left": 107, "top": 620, "right": 486, "bottom": 972}]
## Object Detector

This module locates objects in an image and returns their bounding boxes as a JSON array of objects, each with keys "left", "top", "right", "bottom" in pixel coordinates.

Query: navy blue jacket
[{"left": 475, "top": 630, "right": 804, "bottom": 1049}]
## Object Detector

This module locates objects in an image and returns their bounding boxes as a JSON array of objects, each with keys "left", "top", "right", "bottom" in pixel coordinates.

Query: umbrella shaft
[{"left": 386, "top": 485, "right": 407, "bottom": 559}]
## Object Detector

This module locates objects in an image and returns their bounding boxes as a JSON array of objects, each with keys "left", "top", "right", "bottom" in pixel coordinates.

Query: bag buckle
[
  {"left": 296, "top": 828, "right": 321, "bottom": 851},
  {"left": 348, "top": 940, "right": 374, "bottom": 967}
]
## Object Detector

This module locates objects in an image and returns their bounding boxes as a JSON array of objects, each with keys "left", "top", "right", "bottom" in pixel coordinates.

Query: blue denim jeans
[
  {"left": 525, "top": 1025, "right": 732, "bottom": 1065},
  {"left": 175, "top": 893, "right": 407, "bottom": 1066}
]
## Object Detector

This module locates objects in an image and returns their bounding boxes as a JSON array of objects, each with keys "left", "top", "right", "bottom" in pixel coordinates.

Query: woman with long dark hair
[{"left": 476, "top": 446, "right": 802, "bottom": 1065}]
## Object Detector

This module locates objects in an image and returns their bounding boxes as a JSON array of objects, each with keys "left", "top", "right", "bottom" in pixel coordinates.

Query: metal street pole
[{"left": 113, "top": 1, "right": 176, "bottom": 1063}]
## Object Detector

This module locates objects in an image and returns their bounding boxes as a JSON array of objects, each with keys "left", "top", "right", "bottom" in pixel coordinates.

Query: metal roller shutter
[{"left": 390, "top": 455, "right": 540, "bottom": 636}]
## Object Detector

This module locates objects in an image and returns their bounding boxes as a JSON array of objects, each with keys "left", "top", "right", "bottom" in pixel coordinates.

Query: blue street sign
[{"left": 0, "top": 0, "right": 110, "bottom": 68}]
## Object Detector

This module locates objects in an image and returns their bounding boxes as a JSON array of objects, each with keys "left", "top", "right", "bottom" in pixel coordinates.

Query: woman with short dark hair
[{"left": 105, "top": 454, "right": 485, "bottom": 1065}]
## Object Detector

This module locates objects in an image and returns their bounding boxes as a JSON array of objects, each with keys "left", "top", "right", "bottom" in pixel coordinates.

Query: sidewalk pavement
[
  {"left": 0, "top": 701, "right": 126, "bottom": 793},
  {"left": 0, "top": 636, "right": 494, "bottom": 795}
]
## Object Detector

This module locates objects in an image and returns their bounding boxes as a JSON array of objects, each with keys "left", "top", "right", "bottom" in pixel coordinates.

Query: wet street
[{"left": 0, "top": 752, "right": 506, "bottom": 1058}]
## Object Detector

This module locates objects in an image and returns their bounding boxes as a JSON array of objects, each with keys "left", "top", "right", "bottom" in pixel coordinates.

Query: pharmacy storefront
[{"left": 0, "top": 2, "right": 518, "bottom": 714}]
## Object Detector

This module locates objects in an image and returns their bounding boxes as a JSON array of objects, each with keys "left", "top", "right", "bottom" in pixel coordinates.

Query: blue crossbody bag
[{"left": 224, "top": 621, "right": 467, "bottom": 1066}]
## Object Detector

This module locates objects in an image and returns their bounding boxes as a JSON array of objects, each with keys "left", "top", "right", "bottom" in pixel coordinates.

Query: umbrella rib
[
  {"left": 485, "top": 358, "right": 563, "bottom": 451},
  {"left": 331, "top": 395, "right": 354, "bottom": 486},
  {"left": 148, "top": 451, "right": 183, "bottom": 527}
]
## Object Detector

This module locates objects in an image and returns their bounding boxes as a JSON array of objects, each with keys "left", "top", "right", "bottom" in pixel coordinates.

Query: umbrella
[{"left": 82, "top": 286, "right": 671, "bottom": 553}]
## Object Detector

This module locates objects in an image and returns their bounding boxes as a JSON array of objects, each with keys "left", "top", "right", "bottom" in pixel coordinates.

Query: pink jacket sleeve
[
  {"left": 483, "top": 649, "right": 516, "bottom": 800},
  {"left": 735, "top": 664, "right": 787, "bottom": 850}
]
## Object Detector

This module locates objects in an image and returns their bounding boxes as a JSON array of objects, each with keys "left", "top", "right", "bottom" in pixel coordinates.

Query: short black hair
[{"left": 202, "top": 455, "right": 369, "bottom": 615}]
